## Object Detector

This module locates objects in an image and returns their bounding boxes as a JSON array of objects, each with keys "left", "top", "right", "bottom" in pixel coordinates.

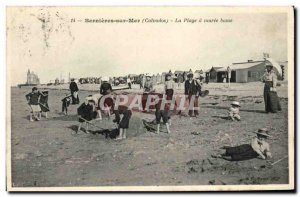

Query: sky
[{"left": 7, "top": 7, "right": 289, "bottom": 86}]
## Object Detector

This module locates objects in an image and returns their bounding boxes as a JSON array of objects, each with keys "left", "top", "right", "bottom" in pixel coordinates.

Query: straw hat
[
  {"left": 146, "top": 74, "right": 152, "bottom": 78},
  {"left": 231, "top": 101, "right": 240, "bottom": 107},
  {"left": 254, "top": 128, "right": 271, "bottom": 138}
]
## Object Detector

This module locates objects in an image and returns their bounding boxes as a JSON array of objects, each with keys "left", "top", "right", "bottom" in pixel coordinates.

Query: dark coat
[
  {"left": 69, "top": 82, "right": 79, "bottom": 93},
  {"left": 184, "top": 79, "right": 201, "bottom": 95}
]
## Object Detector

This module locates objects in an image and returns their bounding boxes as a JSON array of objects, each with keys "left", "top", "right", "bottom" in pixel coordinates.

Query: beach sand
[{"left": 10, "top": 82, "right": 289, "bottom": 187}]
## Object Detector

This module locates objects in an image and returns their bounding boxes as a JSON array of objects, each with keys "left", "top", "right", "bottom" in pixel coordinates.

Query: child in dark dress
[
  {"left": 77, "top": 96, "right": 97, "bottom": 133},
  {"left": 61, "top": 94, "right": 72, "bottom": 115},
  {"left": 39, "top": 91, "right": 50, "bottom": 118},
  {"left": 25, "top": 87, "right": 42, "bottom": 122},
  {"left": 113, "top": 106, "right": 132, "bottom": 140}
]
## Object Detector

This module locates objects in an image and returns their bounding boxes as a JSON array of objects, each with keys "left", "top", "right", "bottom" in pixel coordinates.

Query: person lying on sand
[
  {"left": 211, "top": 128, "right": 272, "bottom": 161},
  {"left": 228, "top": 101, "right": 241, "bottom": 121}
]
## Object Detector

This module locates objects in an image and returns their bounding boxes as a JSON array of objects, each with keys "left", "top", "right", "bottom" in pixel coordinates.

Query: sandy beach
[{"left": 10, "top": 82, "right": 289, "bottom": 187}]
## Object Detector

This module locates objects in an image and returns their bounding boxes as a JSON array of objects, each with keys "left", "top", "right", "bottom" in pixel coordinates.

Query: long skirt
[
  {"left": 225, "top": 144, "right": 258, "bottom": 161},
  {"left": 264, "top": 82, "right": 280, "bottom": 113},
  {"left": 78, "top": 111, "right": 97, "bottom": 123},
  {"left": 71, "top": 91, "right": 80, "bottom": 104}
]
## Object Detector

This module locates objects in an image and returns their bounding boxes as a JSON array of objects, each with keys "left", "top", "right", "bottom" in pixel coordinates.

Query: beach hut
[{"left": 205, "top": 67, "right": 223, "bottom": 83}]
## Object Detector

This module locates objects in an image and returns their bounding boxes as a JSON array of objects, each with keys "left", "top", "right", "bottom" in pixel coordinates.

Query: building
[
  {"left": 205, "top": 67, "right": 223, "bottom": 83},
  {"left": 26, "top": 69, "right": 40, "bottom": 85},
  {"left": 217, "top": 59, "right": 283, "bottom": 83}
]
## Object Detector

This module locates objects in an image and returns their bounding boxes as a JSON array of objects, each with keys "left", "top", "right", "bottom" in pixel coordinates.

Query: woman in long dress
[{"left": 262, "top": 64, "right": 281, "bottom": 113}]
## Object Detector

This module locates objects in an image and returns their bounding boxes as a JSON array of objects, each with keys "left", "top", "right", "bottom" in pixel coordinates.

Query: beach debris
[
  {"left": 209, "top": 180, "right": 216, "bottom": 185},
  {"left": 191, "top": 131, "right": 201, "bottom": 135}
]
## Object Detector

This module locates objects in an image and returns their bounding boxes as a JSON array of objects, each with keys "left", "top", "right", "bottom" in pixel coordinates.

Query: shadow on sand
[{"left": 68, "top": 125, "right": 120, "bottom": 139}]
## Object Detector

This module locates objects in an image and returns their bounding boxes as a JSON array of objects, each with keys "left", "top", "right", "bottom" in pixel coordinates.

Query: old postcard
[{"left": 6, "top": 6, "right": 294, "bottom": 191}]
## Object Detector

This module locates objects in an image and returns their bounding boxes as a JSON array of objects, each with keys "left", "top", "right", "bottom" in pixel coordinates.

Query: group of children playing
[{"left": 25, "top": 75, "right": 273, "bottom": 161}]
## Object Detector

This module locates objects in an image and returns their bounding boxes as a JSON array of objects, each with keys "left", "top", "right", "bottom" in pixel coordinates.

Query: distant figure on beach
[
  {"left": 212, "top": 128, "right": 272, "bottom": 161},
  {"left": 100, "top": 76, "right": 113, "bottom": 95},
  {"left": 127, "top": 77, "right": 132, "bottom": 89},
  {"left": 261, "top": 63, "right": 282, "bottom": 113},
  {"left": 228, "top": 101, "right": 241, "bottom": 121},
  {"left": 69, "top": 78, "right": 80, "bottom": 104},
  {"left": 25, "top": 87, "right": 42, "bottom": 122}
]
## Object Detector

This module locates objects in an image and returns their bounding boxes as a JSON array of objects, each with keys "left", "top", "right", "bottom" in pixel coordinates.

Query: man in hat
[
  {"left": 144, "top": 74, "right": 154, "bottom": 93},
  {"left": 212, "top": 128, "right": 272, "bottom": 161},
  {"left": 69, "top": 78, "right": 80, "bottom": 104},
  {"left": 262, "top": 63, "right": 281, "bottom": 113},
  {"left": 184, "top": 72, "right": 201, "bottom": 117},
  {"left": 228, "top": 101, "right": 241, "bottom": 121}
]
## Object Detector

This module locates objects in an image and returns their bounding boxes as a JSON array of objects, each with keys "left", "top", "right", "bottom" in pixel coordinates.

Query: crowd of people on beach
[{"left": 25, "top": 63, "right": 283, "bottom": 162}]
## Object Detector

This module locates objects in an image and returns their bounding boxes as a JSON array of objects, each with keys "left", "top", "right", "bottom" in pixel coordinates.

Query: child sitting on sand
[
  {"left": 228, "top": 101, "right": 241, "bottom": 121},
  {"left": 61, "top": 94, "right": 72, "bottom": 115},
  {"left": 77, "top": 96, "right": 97, "bottom": 133},
  {"left": 25, "top": 87, "right": 42, "bottom": 122},
  {"left": 212, "top": 128, "right": 272, "bottom": 161}
]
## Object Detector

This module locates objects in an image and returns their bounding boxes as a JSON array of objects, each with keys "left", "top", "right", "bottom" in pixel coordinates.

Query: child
[
  {"left": 164, "top": 74, "right": 175, "bottom": 126},
  {"left": 25, "top": 87, "right": 42, "bottom": 122},
  {"left": 77, "top": 96, "right": 97, "bottom": 133},
  {"left": 39, "top": 91, "right": 50, "bottom": 118},
  {"left": 61, "top": 94, "right": 72, "bottom": 115},
  {"left": 228, "top": 101, "right": 241, "bottom": 121},
  {"left": 113, "top": 106, "right": 132, "bottom": 140},
  {"left": 155, "top": 94, "right": 171, "bottom": 134},
  {"left": 212, "top": 128, "right": 272, "bottom": 161}
]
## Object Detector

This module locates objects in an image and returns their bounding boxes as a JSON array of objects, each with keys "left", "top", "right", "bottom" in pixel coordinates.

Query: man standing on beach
[{"left": 184, "top": 72, "right": 201, "bottom": 117}]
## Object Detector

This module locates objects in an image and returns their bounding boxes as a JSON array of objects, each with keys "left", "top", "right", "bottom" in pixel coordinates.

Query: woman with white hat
[{"left": 212, "top": 128, "right": 272, "bottom": 161}]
